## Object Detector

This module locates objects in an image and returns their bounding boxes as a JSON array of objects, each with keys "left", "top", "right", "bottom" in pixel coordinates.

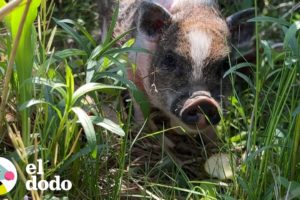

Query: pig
[{"left": 115, "top": 0, "right": 254, "bottom": 136}]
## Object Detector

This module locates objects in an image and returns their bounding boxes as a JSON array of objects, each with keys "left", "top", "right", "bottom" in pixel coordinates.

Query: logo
[
  {"left": 0, "top": 157, "right": 18, "bottom": 195},
  {"left": 25, "top": 159, "right": 72, "bottom": 191}
]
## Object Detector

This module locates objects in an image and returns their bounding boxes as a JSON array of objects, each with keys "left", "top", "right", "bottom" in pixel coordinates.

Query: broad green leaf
[
  {"left": 229, "top": 131, "right": 247, "bottom": 143},
  {"left": 53, "top": 18, "right": 90, "bottom": 53},
  {"left": 54, "top": 49, "right": 87, "bottom": 60},
  {"left": 90, "top": 116, "right": 125, "bottom": 137},
  {"left": 89, "top": 45, "right": 103, "bottom": 60},
  {"left": 65, "top": 64, "right": 74, "bottom": 109},
  {"left": 43, "top": 49, "right": 87, "bottom": 67},
  {"left": 284, "top": 21, "right": 300, "bottom": 56},
  {"left": 19, "top": 99, "right": 63, "bottom": 119},
  {"left": 98, "top": 28, "right": 135, "bottom": 58},
  {"left": 93, "top": 73, "right": 150, "bottom": 117},
  {"left": 71, "top": 83, "right": 125, "bottom": 105},
  {"left": 1, "top": 0, "right": 41, "bottom": 141},
  {"left": 102, "top": 47, "right": 150, "bottom": 56},
  {"left": 1, "top": 0, "right": 41, "bottom": 87},
  {"left": 100, "top": 55, "right": 127, "bottom": 73},
  {"left": 86, "top": 60, "right": 98, "bottom": 83},
  {"left": 32, "top": 77, "right": 67, "bottom": 97},
  {"left": 72, "top": 107, "right": 97, "bottom": 158},
  {"left": 93, "top": 72, "right": 137, "bottom": 90},
  {"left": 223, "top": 62, "right": 255, "bottom": 78},
  {"left": 122, "top": 38, "right": 135, "bottom": 48},
  {"left": 105, "top": 55, "right": 127, "bottom": 70},
  {"left": 59, "top": 19, "right": 97, "bottom": 47}
]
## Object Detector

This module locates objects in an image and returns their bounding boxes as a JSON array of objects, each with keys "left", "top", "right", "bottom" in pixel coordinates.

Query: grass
[{"left": 0, "top": 0, "right": 299, "bottom": 199}]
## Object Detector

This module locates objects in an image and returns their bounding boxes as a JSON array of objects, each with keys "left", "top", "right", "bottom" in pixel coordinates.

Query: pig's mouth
[{"left": 171, "top": 94, "right": 221, "bottom": 130}]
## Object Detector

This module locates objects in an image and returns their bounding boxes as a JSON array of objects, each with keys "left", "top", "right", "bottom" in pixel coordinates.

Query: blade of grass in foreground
[{"left": 0, "top": 0, "right": 40, "bottom": 145}]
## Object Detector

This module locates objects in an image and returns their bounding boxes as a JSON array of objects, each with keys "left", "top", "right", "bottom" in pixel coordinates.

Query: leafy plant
[{"left": 0, "top": 0, "right": 299, "bottom": 199}]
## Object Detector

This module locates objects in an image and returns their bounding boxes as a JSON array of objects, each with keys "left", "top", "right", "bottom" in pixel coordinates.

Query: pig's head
[{"left": 130, "top": 0, "right": 254, "bottom": 133}]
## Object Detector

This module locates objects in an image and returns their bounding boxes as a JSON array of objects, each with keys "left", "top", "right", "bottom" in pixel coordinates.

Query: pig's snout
[{"left": 180, "top": 96, "right": 221, "bottom": 128}]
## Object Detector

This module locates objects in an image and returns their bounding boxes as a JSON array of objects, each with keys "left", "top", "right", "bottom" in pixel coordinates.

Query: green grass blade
[
  {"left": 32, "top": 77, "right": 67, "bottom": 97},
  {"left": 284, "top": 21, "right": 300, "bottom": 55},
  {"left": 19, "top": 99, "right": 63, "bottom": 120},
  {"left": 53, "top": 17, "right": 90, "bottom": 53},
  {"left": 103, "top": 0, "right": 119, "bottom": 46},
  {"left": 1, "top": 0, "right": 41, "bottom": 145},
  {"left": 93, "top": 72, "right": 150, "bottom": 117},
  {"left": 102, "top": 47, "right": 150, "bottom": 56},
  {"left": 54, "top": 49, "right": 87, "bottom": 59},
  {"left": 65, "top": 64, "right": 74, "bottom": 109},
  {"left": 71, "top": 82, "right": 125, "bottom": 105},
  {"left": 59, "top": 19, "right": 97, "bottom": 47},
  {"left": 90, "top": 116, "right": 125, "bottom": 137},
  {"left": 223, "top": 62, "right": 255, "bottom": 78},
  {"left": 72, "top": 107, "right": 97, "bottom": 158}
]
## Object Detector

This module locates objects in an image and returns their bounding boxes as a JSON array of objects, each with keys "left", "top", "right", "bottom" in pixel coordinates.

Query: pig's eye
[{"left": 161, "top": 53, "right": 177, "bottom": 70}]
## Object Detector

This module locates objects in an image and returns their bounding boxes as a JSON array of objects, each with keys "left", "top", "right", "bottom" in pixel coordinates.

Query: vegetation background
[{"left": 0, "top": 0, "right": 299, "bottom": 199}]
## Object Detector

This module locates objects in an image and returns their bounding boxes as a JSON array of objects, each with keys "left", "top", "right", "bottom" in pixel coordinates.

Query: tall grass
[
  {"left": 0, "top": 0, "right": 299, "bottom": 199},
  {"left": 239, "top": 9, "right": 300, "bottom": 199},
  {"left": 0, "top": 0, "right": 135, "bottom": 199}
]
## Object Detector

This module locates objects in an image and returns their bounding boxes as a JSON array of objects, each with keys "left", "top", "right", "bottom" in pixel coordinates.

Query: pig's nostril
[
  {"left": 209, "top": 112, "right": 221, "bottom": 125},
  {"left": 181, "top": 98, "right": 221, "bottom": 126},
  {"left": 182, "top": 109, "right": 200, "bottom": 124},
  {"left": 201, "top": 104, "right": 221, "bottom": 125}
]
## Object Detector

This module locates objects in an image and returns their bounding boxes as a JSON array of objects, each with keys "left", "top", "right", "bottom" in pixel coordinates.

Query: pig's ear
[
  {"left": 226, "top": 8, "right": 255, "bottom": 51},
  {"left": 137, "top": 1, "right": 172, "bottom": 42}
]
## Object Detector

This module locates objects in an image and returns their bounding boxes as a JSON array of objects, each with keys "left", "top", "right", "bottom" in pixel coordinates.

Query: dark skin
[
  {"left": 117, "top": 0, "right": 254, "bottom": 132},
  {"left": 149, "top": 24, "right": 230, "bottom": 121}
]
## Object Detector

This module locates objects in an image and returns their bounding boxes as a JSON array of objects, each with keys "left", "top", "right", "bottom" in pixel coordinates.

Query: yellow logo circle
[{"left": 0, "top": 157, "right": 18, "bottom": 195}]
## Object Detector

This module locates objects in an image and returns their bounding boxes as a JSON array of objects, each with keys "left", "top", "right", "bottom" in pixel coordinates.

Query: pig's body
[{"left": 115, "top": 0, "right": 254, "bottom": 136}]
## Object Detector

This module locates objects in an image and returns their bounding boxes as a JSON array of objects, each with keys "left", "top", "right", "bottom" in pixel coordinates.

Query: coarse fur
[{"left": 115, "top": 0, "right": 254, "bottom": 135}]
